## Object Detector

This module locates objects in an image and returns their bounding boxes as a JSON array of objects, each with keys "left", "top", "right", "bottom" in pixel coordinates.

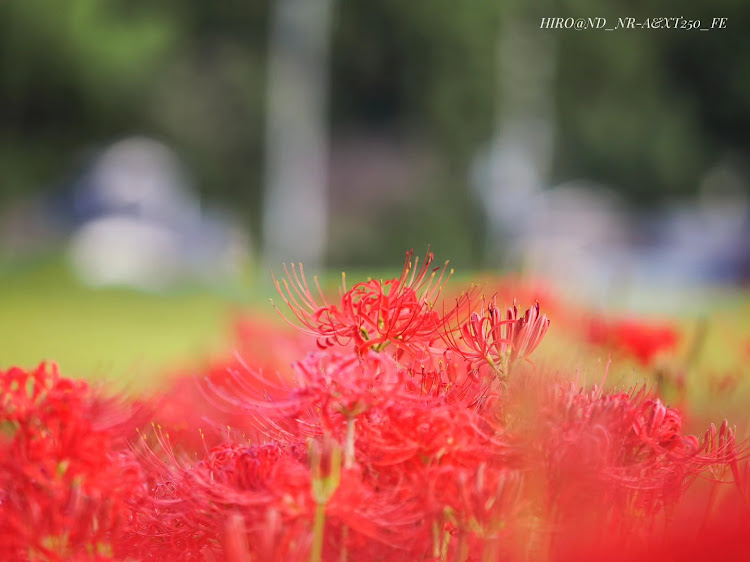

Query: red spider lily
[
  {"left": 308, "top": 435, "right": 428, "bottom": 562},
  {"left": 292, "top": 351, "right": 412, "bottom": 419},
  {"left": 152, "top": 356, "right": 295, "bottom": 455},
  {"left": 550, "top": 492, "right": 750, "bottom": 562},
  {"left": 149, "top": 316, "right": 310, "bottom": 454},
  {"left": 401, "top": 350, "right": 493, "bottom": 405},
  {"left": 327, "top": 465, "right": 428, "bottom": 557},
  {"left": 231, "top": 315, "right": 313, "bottom": 374},
  {"left": 200, "top": 350, "right": 429, "bottom": 447},
  {"left": 443, "top": 297, "right": 513, "bottom": 372},
  {"left": 125, "top": 437, "right": 315, "bottom": 561},
  {"left": 587, "top": 316, "right": 679, "bottom": 366},
  {"left": 0, "top": 363, "right": 146, "bottom": 561},
  {"left": 129, "top": 431, "right": 423, "bottom": 562},
  {"left": 444, "top": 297, "right": 550, "bottom": 377},
  {"left": 531, "top": 380, "right": 741, "bottom": 531},
  {"left": 696, "top": 420, "right": 742, "bottom": 482},
  {"left": 506, "top": 301, "right": 551, "bottom": 363},
  {"left": 423, "top": 464, "right": 527, "bottom": 559},
  {"left": 8, "top": 250, "right": 750, "bottom": 561},
  {"left": 273, "top": 249, "right": 455, "bottom": 356},
  {"left": 354, "top": 401, "right": 509, "bottom": 480}
]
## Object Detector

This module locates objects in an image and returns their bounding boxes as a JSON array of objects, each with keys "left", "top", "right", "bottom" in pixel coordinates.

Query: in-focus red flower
[
  {"left": 444, "top": 297, "right": 550, "bottom": 377},
  {"left": 273, "top": 249, "right": 454, "bottom": 357},
  {"left": 505, "top": 301, "right": 551, "bottom": 364}
]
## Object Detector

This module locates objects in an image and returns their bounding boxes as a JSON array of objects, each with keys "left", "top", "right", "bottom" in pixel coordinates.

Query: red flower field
[{"left": 2, "top": 251, "right": 749, "bottom": 561}]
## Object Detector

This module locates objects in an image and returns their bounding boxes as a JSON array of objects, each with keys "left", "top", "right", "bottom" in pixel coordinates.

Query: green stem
[
  {"left": 485, "top": 354, "right": 502, "bottom": 378},
  {"left": 441, "top": 528, "right": 450, "bottom": 562},
  {"left": 432, "top": 521, "right": 441, "bottom": 560},
  {"left": 310, "top": 502, "right": 326, "bottom": 562},
  {"left": 453, "top": 531, "right": 468, "bottom": 562},
  {"left": 372, "top": 340, "right": 391, "bottom": 353}
]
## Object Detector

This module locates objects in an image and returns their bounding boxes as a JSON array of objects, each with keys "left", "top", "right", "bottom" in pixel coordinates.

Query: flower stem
[
  {"left": 310, "top": 501, "right": 326, "bottom": 562},
  {"left": 340, "top": 421, "right": 354, "bottom": 562},
  {"left": 453, "top": 531, "right": 468, "bottom": 562},
  {"left": 344, "top": 418, "right": 356, "bottom": 469},
  {"left": 485, "top": 354, "right": 502, "bottom": 378},
  {"left": 339, "top": 526, "right": 349, "bottom": 562},
  {"left": 432, "top": 521, "right": 441, "bottom": 559}
]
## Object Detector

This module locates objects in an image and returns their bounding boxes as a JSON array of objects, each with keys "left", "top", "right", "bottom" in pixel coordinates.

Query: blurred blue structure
[
  {"left": 1, "top": 137, "right": 250, "bottom": 290},
  {"left": 67, "top": 137, "right": 249, "bottom": 290}
]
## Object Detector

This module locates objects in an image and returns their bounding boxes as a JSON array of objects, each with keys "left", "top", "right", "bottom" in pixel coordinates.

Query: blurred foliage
[
  {"left": 554, "top": 2, "right": 750, "bottom": 205},
  {"left": 1, "top": 0, "right": 749, "bottom": 258},
  {"left": 1, "top": 1, "right": 176, "bottom": 196},
  {"left": 331, "top": 0, "right": 500, "bottom": 164}
]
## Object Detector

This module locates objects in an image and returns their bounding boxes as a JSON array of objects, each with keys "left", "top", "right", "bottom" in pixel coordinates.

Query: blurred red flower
[{"left": 587, "top": 317, "right": 679, "bottom": 366}]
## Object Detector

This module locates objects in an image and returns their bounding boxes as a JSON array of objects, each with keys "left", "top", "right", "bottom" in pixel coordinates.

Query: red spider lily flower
[
  {"left": 549, "top": 486, "right": 750, "bottom": 562},
  {"left": 444, "top": 297, "right": 550, "bottom": 377},
  {"left": 129, "top": 431, "right": 423, "bottom": 562},
  {"left": 354, "top": 401, "right": 509, "bottom": 479},
  {"left": 154, "top": 358, "right": 295, "bottom": 455},
  {"left": 309, "top": 436, "right": 425, "bottom": 561},
  {"left": 529, "top": 379, "right": 742, "bottom": 531},
  {"left": 126, "top": 438, "right": 314, "bottom": 561},
  {"left": 505, "top": 301, "right": 550, "bottom": 364},
  {"left": 324, "top": 465, "right": 427, "bottom": 561},
  {"left": 425, "top": 464, "right": 525, "bottom": 546},
  {"left": 0, "top": 363, "right": 146, "bottom": 560},
  {"left": 696, "top": 420, "right": 742, "bottom": 482},
  {"left": 443, "top": 297, "right": 513, "bottom": 373},
  {"left": 587, "top": 316, "right": 679, "bottom": 367},
  {"left": 231, "top": 314, "right": 314, "bottom": 376},
  {"left": 149, "top": 316, "right": 312, "bottom": 454},
  {"left": 9, "top": 249, "right": 750, "bottom": 561},
  {"left": 339, "top": 404, "right": 513, "bottom": 559},
  {"left": 401, "top": 350, "right": 492, "bottom": 405},
  {"left": 201, "top": 350, "right": 424, "bottom": 446},
  {"left": 293, "top": 351, "right": 411, "bottom": 419},
  {"left": 273, "top": 249, "right": 454, "bottom": 356}
]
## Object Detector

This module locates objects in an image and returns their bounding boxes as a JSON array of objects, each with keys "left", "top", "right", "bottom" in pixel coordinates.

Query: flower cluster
[
  {"left": 0, "top": 363, "right": 145, "bottom": 560},
  {"left": 1, "top": 250, "right": 749, "bottom": 561},
  {"left": 274, "top": 250, "right": 453, "bottom": 358}
]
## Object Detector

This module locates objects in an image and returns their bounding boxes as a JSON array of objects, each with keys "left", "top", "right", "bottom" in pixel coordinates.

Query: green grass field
[
  {"left": 2, "top": 258, "right": 749, "bottom": 409},
  {"left": 0, "top": 260, "right": 267, "bottom": 391},
  {"left": 0, "top": 259, "right": 404, "bottom": 391}
]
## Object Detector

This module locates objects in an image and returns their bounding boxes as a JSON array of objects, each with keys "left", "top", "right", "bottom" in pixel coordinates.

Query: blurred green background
[
  {"left": 2, "top": 1, "right": 750, "bottom": 380},
  {"left": 0, "top": 260, "right": 232, "bottom": 388},
  {"left": 3, "top": 1, "right": 749, "bottom": 265}
]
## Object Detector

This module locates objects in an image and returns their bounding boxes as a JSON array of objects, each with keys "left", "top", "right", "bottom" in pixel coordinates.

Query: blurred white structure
[
  {"left": 470, "top": 14, "right": 750, "bottom": 311},
  {"left": 473, "top": 21, "right": 557, "bottom": 266},
  {"left": 68, "top": 137, "right": 249, "bottom": 290},
  {"left": 516, "top": 182, "right": 631, "bottom": 299},
  {"left": 262, "top": 0, "right": 332, "bottom": 269},
  {"left": 473, "top": 155, "right": 750, "bottom": 311}
]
